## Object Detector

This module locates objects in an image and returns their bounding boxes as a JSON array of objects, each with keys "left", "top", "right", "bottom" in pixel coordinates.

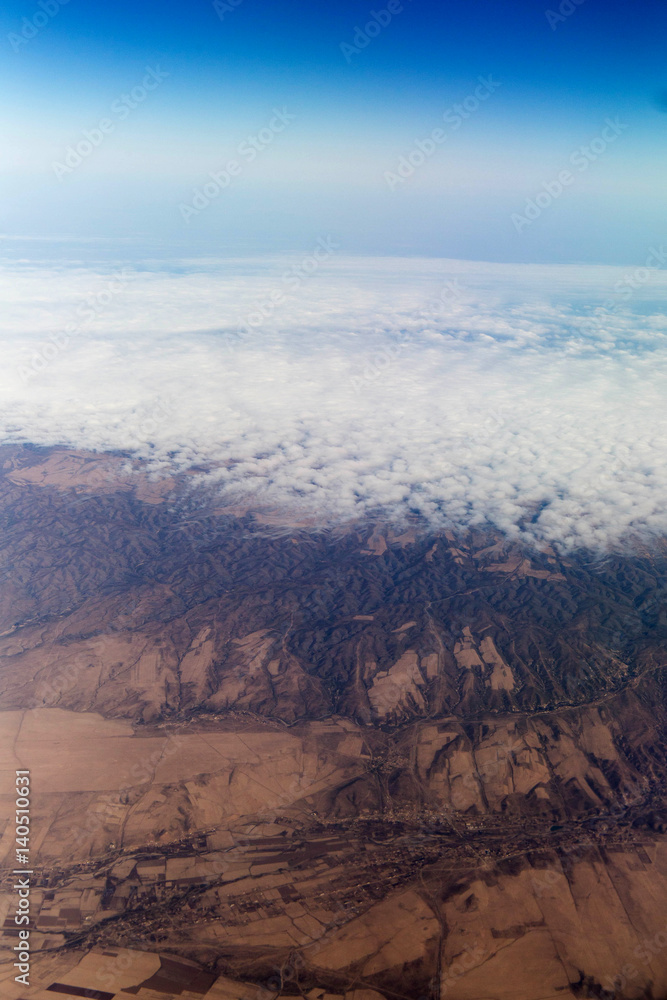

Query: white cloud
[{"left": 1, "top": 254, "right": 666, "bottom": 551}]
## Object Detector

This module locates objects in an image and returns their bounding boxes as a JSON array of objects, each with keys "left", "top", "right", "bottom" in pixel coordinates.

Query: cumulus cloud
[{"left": 1, "top": 253, "right": 667, "bottom": 550}]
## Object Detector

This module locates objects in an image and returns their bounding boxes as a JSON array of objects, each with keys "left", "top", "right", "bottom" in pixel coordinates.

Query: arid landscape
[{"left": 1, "top": 445, "right": 667, "bottom": 1000}]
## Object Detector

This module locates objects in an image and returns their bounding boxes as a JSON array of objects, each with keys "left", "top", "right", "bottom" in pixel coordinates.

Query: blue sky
[
  {"left": 2, "top": 0, "right": 666, "bottom": 262},
  {"left": 3, "top": 3, "right": 667, "bottom": 548}
]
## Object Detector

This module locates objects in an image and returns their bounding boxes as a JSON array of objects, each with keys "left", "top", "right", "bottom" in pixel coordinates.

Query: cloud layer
[{"left": 2, "top": 253, "right": 667, "bottom": 550}]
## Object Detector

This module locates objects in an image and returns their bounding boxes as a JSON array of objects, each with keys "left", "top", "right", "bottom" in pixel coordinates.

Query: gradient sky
[{"left": 2, "top": 0, "right": 666, "bottom": 262}]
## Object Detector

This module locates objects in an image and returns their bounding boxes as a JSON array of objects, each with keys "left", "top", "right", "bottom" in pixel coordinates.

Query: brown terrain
[{"left": 1, "top": 445, "right": 667, "bottom": 1000}]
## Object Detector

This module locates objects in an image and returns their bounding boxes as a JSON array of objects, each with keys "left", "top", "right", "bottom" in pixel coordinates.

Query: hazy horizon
[
  {"left": 3, "top": 250, "right": 666, "bottom": 551},
  {"left": 2, "top": 0, "right": 667, "bottom": 262}
]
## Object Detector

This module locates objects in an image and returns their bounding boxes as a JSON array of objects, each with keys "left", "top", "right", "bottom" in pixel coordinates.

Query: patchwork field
[{"left": 1, "top": 447, "right": 667, "bottom": 999}]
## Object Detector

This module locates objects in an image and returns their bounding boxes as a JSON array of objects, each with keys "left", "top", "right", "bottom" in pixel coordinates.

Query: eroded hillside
[{"left": 1, "top": 446, "right": 666, "bottom": 1000}]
